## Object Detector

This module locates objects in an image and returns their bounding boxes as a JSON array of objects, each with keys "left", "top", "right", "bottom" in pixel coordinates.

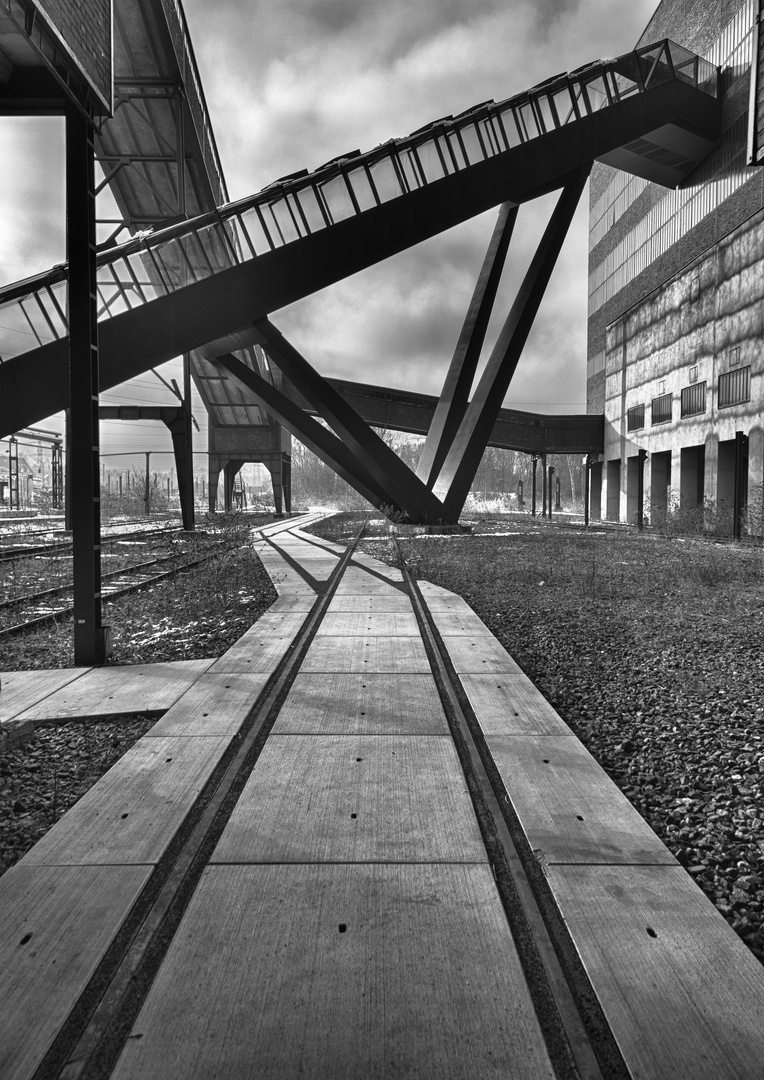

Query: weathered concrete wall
[
  {"left": 589, "top": 0, "right": 764, "bottom": 529},
  {"left": 601, "top": 208, "right": 764, "bottom": 520}
]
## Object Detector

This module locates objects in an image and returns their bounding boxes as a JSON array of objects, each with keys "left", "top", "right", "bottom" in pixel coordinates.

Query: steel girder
[
  {"left": 416, "top": 203, "right": 517, "bottom": 488},
  {"left": 432, "top": 167, "right": 591, "bottom": 518},
  {"left": 212, "top": 353, "right": 403, "bottom": 513}
]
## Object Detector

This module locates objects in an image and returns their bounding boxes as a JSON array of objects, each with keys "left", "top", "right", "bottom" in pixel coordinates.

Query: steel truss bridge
[{"left": 1, "top": 26, "right": 719, "bottom": 525}]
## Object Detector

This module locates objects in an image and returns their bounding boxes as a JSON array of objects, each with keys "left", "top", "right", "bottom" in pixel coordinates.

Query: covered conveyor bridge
[{"left": 0, "top": 38, "right": 719, "bottom": 520}]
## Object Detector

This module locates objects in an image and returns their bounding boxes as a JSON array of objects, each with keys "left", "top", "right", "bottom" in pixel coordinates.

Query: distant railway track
[
  {"left": 0, "top": 524, "right": 185, "bottom": 564},
  {"left": 0, "top": 533, "right": 245, "bottom": 638}
]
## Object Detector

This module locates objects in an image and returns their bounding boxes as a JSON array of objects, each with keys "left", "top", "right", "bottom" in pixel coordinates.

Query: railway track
[
  {"left": 0, "top": 523, "right": 184, "bottom": 565},
  {"left": 15, "top": 521, "right": 610, "bottom": 1080},
  {"left": 0, "top": 534, "right": 245, "bottom": 638}
]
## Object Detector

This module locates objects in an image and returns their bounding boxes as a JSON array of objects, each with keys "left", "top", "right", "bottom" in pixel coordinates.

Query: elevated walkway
[
  {"left": 1, "top": 513, "right": 764, "bottom": 1079},
  {"left": 0, "top": 39, "right": 719, "bottom": 439}
]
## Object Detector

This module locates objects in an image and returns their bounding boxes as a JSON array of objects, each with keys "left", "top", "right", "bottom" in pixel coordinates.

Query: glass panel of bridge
[
  {"left": 151, "top": 240, "right": 185, "bottom": 290},
  {"left": 346, "top": 166, "right": 378, "bottom": 211},
  {"left": 43, "top": 282, "right": 69, "bottom": 333},
  {"left": 582, "top": 74, "right": 609, "bottom": 111},
  {"left": 478, "top": 115, "right": 503, "bottom": 154},
  {"left": 414, "top": 140, "right": 447, "bottom": 183},
  {"left": 453, "top": 123, "right": 484, "bottom": 164},
  {"left": 495, "top": 105, "right": 525, "bottom": 146},
  {"left": 368, "top": 155, "right": 404, "bottom": 202},
  {"left": 237, "top": 206, "right": 274, "bottom": 255},
  {"left": 0, "top": 298, "right": 35, "bottom": 359},
  {"left": 551, "top": 86, "right": 577, "bottom": 123},
  {"left": 397, "top": 149, "right": 422, "bottom": 191},
  {"left": 195, "top": 219, "right": 239, "bottom": 270},
  {"left": 176, "top": 232, "right": 213, "bottom": 281},
  {"left": 268, "top": 198, "right": 301, "bottom": 243},
  {"left": 293, "top": 186, "right": 329, "bottom": 231},
  {"left": 18, "top": 297, "right": 54, "bottom": 345},
  {"left": 319, "top": 174, "right": 357, "bottom": 222},
  {"left": 124, "top": 252, "right": 157, "bottom": 299},
  {"left": 534, "top": 94, "right": 557, "bottom": 132}
]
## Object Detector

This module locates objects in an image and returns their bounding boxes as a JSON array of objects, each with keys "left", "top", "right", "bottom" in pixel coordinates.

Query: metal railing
[{"left": 0, "top": 39, "right": 717, "bottom": 364}]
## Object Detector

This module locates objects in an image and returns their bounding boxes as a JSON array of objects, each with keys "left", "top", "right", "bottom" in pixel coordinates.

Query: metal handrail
[{"left": 0, "top": 39, "right": 717, "bottom": 363}]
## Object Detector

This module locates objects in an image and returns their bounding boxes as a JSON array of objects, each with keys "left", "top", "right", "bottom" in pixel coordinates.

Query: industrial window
[
  {"left": 651, "top": 392, "right": 673, "bottom": 425},
  {"left": 718, "top": 365, "right": 751, "bottom": 408},
  {"left": 627, "top": 404, "right": 645, "bottom": 431},
  {"left": 681, "top": 381, "right": 707, "bottom": 417}
]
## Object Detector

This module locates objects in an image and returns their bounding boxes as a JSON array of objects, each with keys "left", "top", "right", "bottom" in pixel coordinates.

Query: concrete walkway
[{"left": 1, "top": 514, "right": 764, "bottom": 1080}]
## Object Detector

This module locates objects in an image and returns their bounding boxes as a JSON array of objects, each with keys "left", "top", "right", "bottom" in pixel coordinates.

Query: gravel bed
[
  {"left": 0, "top": 718, "right": 157, "bottom": 875},
  {"left": 350, "top": 517, "right": 764, "bottom": 965}
]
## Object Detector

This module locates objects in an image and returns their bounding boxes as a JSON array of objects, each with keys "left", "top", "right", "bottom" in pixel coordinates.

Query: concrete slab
[
  {"left": 22, "top": 735, "right": 231, "bottom": 866},
  {"left": 316, "top": 612, "right": 420, "bottom": 637},
  {"left": 488, "top": 735, "right": 676, "bottom": 865},
  {"left": 0, "top": 667, "right": 90, "bottom": 724},
  {"left": 547, "top": 864, "right": 764, "bottom": 1080},
  {"left": 147, "top": 674, "right": 270, "bottom": 737},
  {"left": 207, "top": 634, "right": 296, "bottom": 674},
  {"left": 13, "top": 660, "right": 215, "bottom": 723},
  {"left": 212, "top": 734, "right": 485, "bottom": 864},
  {"left": 111, "top": 863, "right": 555, "bottom": 1080},
  {"left": 460, "top": 674, "right": 571, "bottom": 736},
  {"left": 271, "top": 674, "right": 449, "bottom": 735},
  {"left": 300, "top": 636, "right": 431, "bottom": 674},
  {"left": 325, "top": 594, "right": 414, "bottom": 613},
  {"left": 439, "top": 635, "right": 522, "bottom": 674},
  {"left": 0, "top": 863, "right": 151, "bottom": 1080}
]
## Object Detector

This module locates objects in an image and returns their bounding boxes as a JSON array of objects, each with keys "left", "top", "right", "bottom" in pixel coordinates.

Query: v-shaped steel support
[
  {"left": 250, "top": 319, "right": 446, "bottom": 523},
  {"left": 416, "top": 202, "right": 517, "bottom": 488},
  {"left": 213, "top": 352, "right": 406, "bottom": 513},
  {"left": 432, "top": 166, "right": 591, "bottom": 520}
]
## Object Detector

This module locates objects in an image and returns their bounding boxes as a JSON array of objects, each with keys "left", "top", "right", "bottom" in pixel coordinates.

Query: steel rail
[
  {"left": 396, "top": 543, "right": 625, "bottom": 1080},
  {"left": 30, "top": 523, "right": 364, "bottom": 1080}
]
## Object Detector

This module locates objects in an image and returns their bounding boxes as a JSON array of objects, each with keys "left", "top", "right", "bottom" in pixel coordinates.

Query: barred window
[
  {"left": 627, "top": 404, "right": 645, "bottom": 431},
  {"left": 681, "top": 381, "right": 706, "bottom": 417},
  {"left": 651, "top": 393, "right": 673, "bottom": 425},
  {"left": 718, "top": 366, "right": 751, "bottom": 408}
]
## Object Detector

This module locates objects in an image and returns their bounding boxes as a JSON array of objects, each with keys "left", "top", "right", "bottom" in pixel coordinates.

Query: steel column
[
  {"left": 542, "top": 454, "right": 548, "bottom": 518},
  {"left": 637, "top": 448, "right": 648, "bottom": 531},
  {"left": 432, "top": 168, "right": 591, "bottom": 520},
  {"left": 223, "top": 460, "right": 245, "bottom": 512},
  {"left": 531, "top": 455, "right": 537, "bottom": 516},
  {"left": 547, "top": 465, "right": 555, "bottom": 519},
  {"left": 251, "top": 320, "right": 446, "bottom": 522},
  {"left": 733, "top": 431, "right": 749, "bottom": 540},
  {"left": 584, "top": 455, "right": 590, "bottom": 528},
  {"left": 67, "top": 104, "right": 110, "bottom": 665},
  {"left": 417, "top": 203, "right": 517, "bottom": 487}
]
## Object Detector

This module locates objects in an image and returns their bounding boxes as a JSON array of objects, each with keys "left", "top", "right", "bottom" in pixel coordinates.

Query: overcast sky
[{"left": 0, "top": 0, "right": 658, "bottom": 466}]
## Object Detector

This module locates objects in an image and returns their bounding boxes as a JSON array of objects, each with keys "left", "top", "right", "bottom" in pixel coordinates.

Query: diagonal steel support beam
[
  {"left": 417, "top": 202, "right": 517, "bottom": 488},
  {"left": 212, "top": 353, "right": 398, "bottom": 512},
  {"left": 250, "top": 319, "right": 446, "bottom": 523},
  {"left": 433, "top": 166, "right": 591, "bottom": 520}
]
